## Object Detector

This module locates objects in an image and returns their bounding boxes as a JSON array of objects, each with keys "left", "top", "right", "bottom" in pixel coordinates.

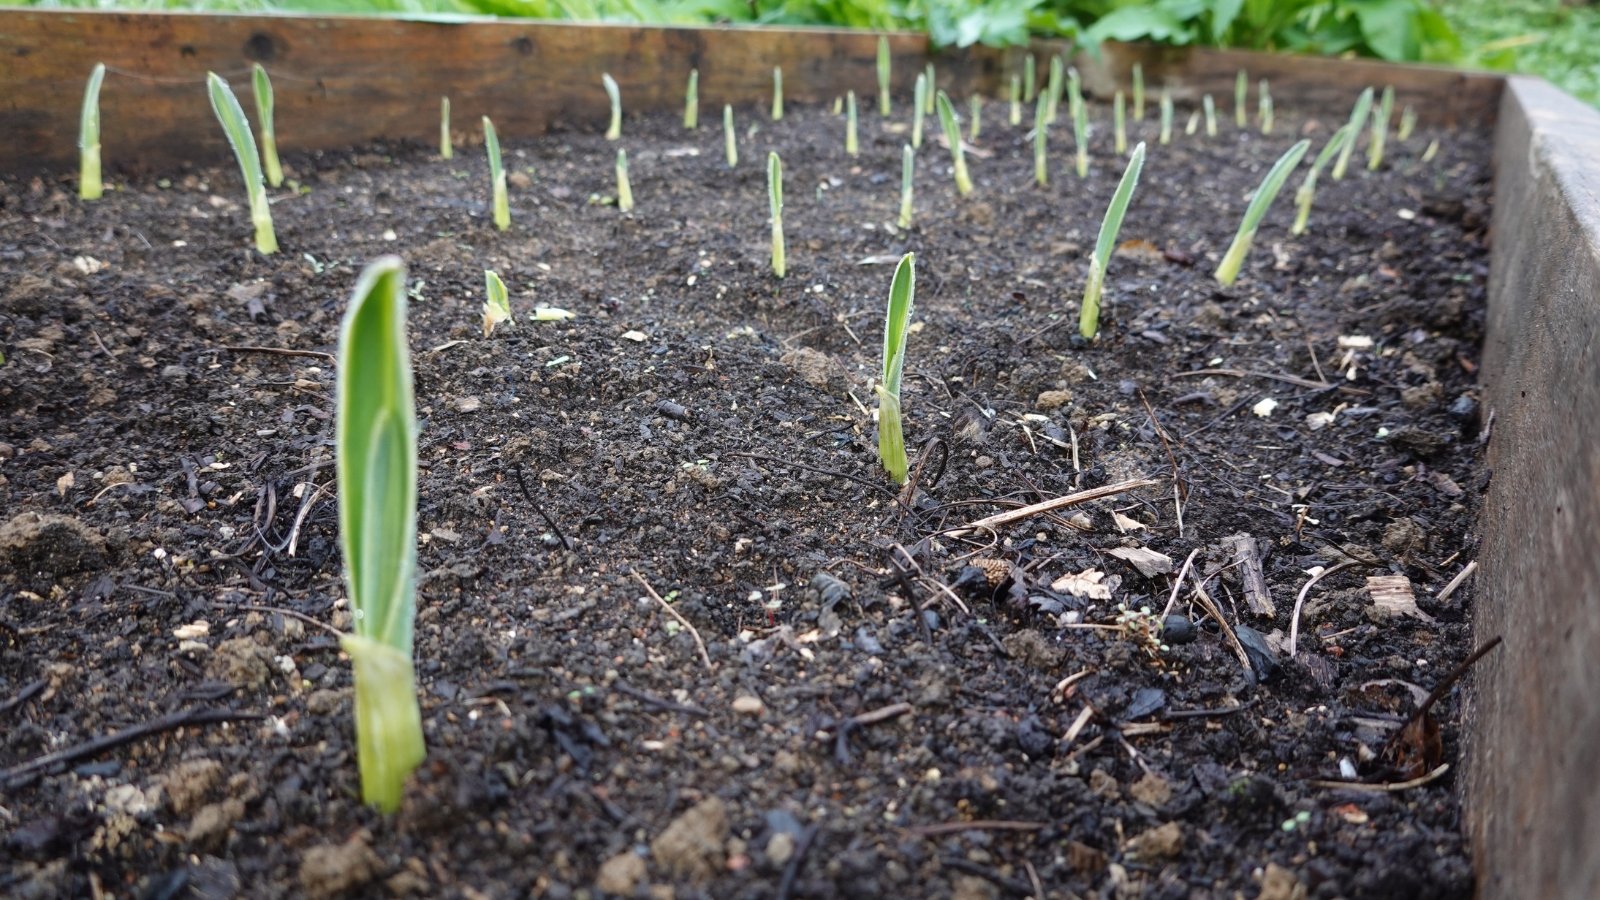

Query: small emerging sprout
[
  {"left": 935, "top": 91, "right": 972, "bottom": 196},
  {"left": 924, "top": 63, "right": 936, "bottom": 114},
  {"left": 1072, "top": 78, "right": 1089, "bottom": 178},
  {"left": 877, "top": 35, "right": 892, "bottom": 116},
  {"left": 439, "top": 97, "right": 452, "bottom": 159},
  {"left": 1215, "top": 139, "right": 1311, "bottom": 286},
  {"left": 772, "top": 67, "right": 784, "bottom": 121},
  {"left": 79, "top": 63, "right": 106, "bottom": 201},
  {"left": 1159, "top": 89, "right": 1173, "bottom": 145},
  {"left": 483, "top": 116, "right": 509, "bottom": 231},
  {"left": 1203, "top": 94, "right": 1217, "bottom": 137},
  {"left": 1132, "top": 63, "right": 1145, "bottom": 120},
  {"left": 1398, "top": 104, "right": 1416, "bottom": 141},
  {"left": 1235, "top": 70, "right": 1248, "bottom": 128},
  {"left": 335, "top": 256, "right": 423, "bottom": 813},
  {"left": 911, "top": 74, "right": 927, "bottom": 149},
  {"left": 768, "top": 152, "right": 785, "bottom": 278},
  {"left": 1422, "top": 138, "right": 1439, "bottom": 162},
  {"left": 1009, "top": 76, "right": 1022, "bottom": 126},
  {"left": 1024, "top": 54, "right": 1036, "bottom": 103},
  {"left": 684, "top": 69, "right": 698, "bottom": 130},
  {"left": 1034, "top": 89, "right": 1049, "bottom": 187},
  {"left": 1258, "top": 79, "right": 1273, "bottom": 134},
  {"left": 1080, "top": 142, "right": 1146, "bottom": 340},
  {"left": 205, "top": 72, "right": 277, "bottom": 254},
  {"left": 1292, "top": 123, "right": 1355, "bottom": 236},
  {"left": 724, "top": 105, "right": 737, "bottom": 168},
  {"left": 252, "top": 63, "right": 283, "bottom": 188},
  {"left": 877, "top": 252, "right": 916, "bottom": 484},
  {"left": 1368, "top": 85, "right": 1394, "bottom": 171},
  {"left": 1066, "top": 64, "right": 1082, "bottom": 123},
  {"left": 1113, "top": 91, "right": 1126, "bottom": 154},
  {"left": 1044, "top": 56, "right": 1063, "bottom": 125},
  {"left": 482, "top": 269, "right": 513, "bottom": 337},
  {"left": 615, "top": 148, "right": 633, "bottom": 213},
  {"left": 847, "top": 90, "right": 860, "bottom": 156},
  {"left": 1331, "top": 87, "right": 1374, "bottom": 180},
  {"left": 1186, "top": 109, "right": 1200, "bottom": 136},
  {"left": 897, "top": 144, "right": 915, "bottom": 229},
  {"left": 969, "top": 95, "right": 983, "bottom": 143},
  {"left": 602, "top": 73, "right": 621, "bottom": 141}
]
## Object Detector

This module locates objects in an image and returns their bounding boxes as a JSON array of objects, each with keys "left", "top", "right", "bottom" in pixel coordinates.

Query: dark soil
[{"left": 1, "top": 88, "right": 1492, "bottom": 899}]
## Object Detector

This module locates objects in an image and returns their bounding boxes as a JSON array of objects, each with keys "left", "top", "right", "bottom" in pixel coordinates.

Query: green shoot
[
  {"left": 1132, "top": 63, "right": 1144, "bottom": 120},
  {"left": 439, "top": 97, "right": 452, "bottom": 159},
  {"left": 483, "top": 116, "right": 509, "bottom": 231},
  {"left": 1113, "top": 91, "right": 1126, "bottom": 154},
  {"left": 602, "top": 73, "right": 621, "bottom": 141},
  {"left": 1235, "top": 70, "right": 1247, "bottom": 127},
  {"left": 1080, "top": 142, "right": 1146, "bottom": 340},
  {"left": 335, "top": 255, "right": 423, "bottom": 814},
  {"left": 1215, "top": 139, "right": 1311, "bottom": 286},
  {"left": 482, "top": 268, "right": 513, "bottom": 336},
  {"left": 1258, "top": 79, "right": 1273, "bottom": 135},
  {"left": 1203, "top": 94, "right": 1217, "bottom": 136},
  {"left": 1422, "top": 138, "right": 1439, "bottom": 162},
  {"left": 969, "top": 95, "right": 982, "bottom": 143},
  {"left": 772, "top": 67, "right": 784, "bottom": 121},
  {"left": 79, "top": 63, "right": 105, "bottom": 201},
  {"left": 685, "top": 69, "right": 698, "bottom": 129},
  {"left": 724, "top": 105, "right": 737, "bottom": 167},
  {"left": 1331, "top": 87, "right": 1373, "bottom": 180},
  {"left": 1008, "top": 76, "right": 1022, "bottom": 126},
  {"left": 616, "top": 148, "right": 633, "bottom": 213},
  {"left": 897, "top": 144, "right": 915, "bottom": 229},
  {"left": 877, "top": 252, "right": 915, "bottom": 484},
  {"left": 1034, "top": 89, "right": 1049, "bottom": 186},
  {"left": 1072, "top": 79, "right": 1089, "bottom": 178},
  {"left": 1186, "top": 109, "right": 1200, "bottom": 136},
  {"left": 205, "top": 72, "right": 277, "bottom": 255},
  {"left": 1024, "top": 54, "right": 1036, "bottom": 102},
  {"left": 1066, "top": 65, "right": 1082, "bottom": 126},
  {"left": 1291, "top": 123, "right": 1355, "bottom": 236},
  {"left": 911, "top": 74, "right": 926, "bottom": 149},
  {"left": 935, "top": 91, "right": 972, "bottom": 195},
  {"left": 924, "top": 63, "right": 936, "bottom": 114},
  {"left": 252, "top": 63, "right": 283, "bottom": 188},
  {"left": 1044, "top": 56, "right": 1062, "bottom": 124},
  {"left": 877, "top": 35, "right": 892, "bottom": 116},
  {"left": 833, "top": 96, "right": 843, "bottom": 116},
  {"left": 1159, "top": 89, "right": 1173, "bottom": 145},
  {"left": 847, "top": 90, "right": 860, "bottom": 156},
  {"left": 1398, "top": 104, "right": 1416, "bottom": 141},
  {"left": 768, "top": 152, "right": 785, "bottom": 278},
  {"left": 1368, "top": 85, "right": 1394, "bottom": 171}
]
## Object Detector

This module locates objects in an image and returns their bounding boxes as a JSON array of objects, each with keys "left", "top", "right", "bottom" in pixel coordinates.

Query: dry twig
[{"left": 632, "top": 571, "right": 713, "bottom": 672}]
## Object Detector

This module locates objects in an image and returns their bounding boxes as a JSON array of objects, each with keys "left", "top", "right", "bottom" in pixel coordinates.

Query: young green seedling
[
  {"left": 439, "top": 97, "right": 452, "bottom": 159},
  {"left": 1398, "top": 104, "right": 1416, "bottom": 141},
  {"left": 724, "top": 105, "right": 737, "bottom": 167},
  {"left": 1422, "top": 138, "right": 1439, "bottom": 163},
  {"left": 1159, "top": 89, "right": 1173, "bottom": 145},
  {"left": 969, "top": 95, "right": 983, "bottom": 143},
  {"left": 252, "top": 63, "right": 284, "bottom": 188},
  {"left": 1235, "top": 70, "right": 1248, "bottom": 128},
  {"left": 482, "top": 116, "right": 509, "bottom": 231},
  {"left": 768, "top": 152, "right": 785, "bottom": 278},
  {"left": 1203, "top": 94, "right": 1217, "bottom": 137},
  {"left": 1132, "top": 63, "right": 1145, "bottom": 120},
  {"left": 482, "top": 268, "right": 513, "bottom": 336},
  {"left": 935, "top": 91, "right": 972, "bottom": 195},
  {"left": 602, "top": 73, "right": 621, "bottom": 141},
  {"left": 1080, "top": 142, "right": 1146, "bottom": 340},
  {"left": 877, "top": 252, "right": 915, "bottom": 484},
  {"left": 1331, "top": 87, "right": 1373, "bottom": 180},
  {"left": 1009, "top": 76, "right": 1022, "bottom": 126},
  {"left": 911, "top": 74, "right": 927, "bottom": 149},
  {"left": 79, "top": 63, "right": 106, "bottom": 201},
  {"left": 205, "top": 72, "right": 277, "bottom": 254},
  {"left": 1044, "top": 56, "right": 1063, "bottom": 125},
  {"left": 1072, "top": 79, "right": 1089, "bottom": 178},
  {"left": 1066, "top": 65, "right": 1082, "bottom": 126},
  {"left": 846, "top": 90, "right": 860, "bottom": 156},
  {"left": 1291, "top": 123, "right": 1355, "bottom": 236},
  {"left": 1114, "top": 91, "right": 1126, "bottom": 154},
  {"left": 616, "top": 148, "right": 633, "bottom": 213},
  {"left": 1215, "top": 139, "right": 1311, "bottom": 286},
  {"left": 336, "top": 255, "right": 423, "bottom": 814},
  {"left": 772, "top": 67, "right": 784, "bottom": 121},
  {"left": 1258, "top": 79, "right": 1273, "bottom": 135},
  {"left": 1368, "top": 85, "right": 1394, "bottom": 171},
  {"left": 924, "top": 63, "right": 936, "bottom": 115},
  {"left": 684, "top": 69, "right": 698, "bottom": 129},
  {"left": 1186, "top": 109, "right": 1200, "bottom": 136},
  {"left": 1034, "top": 89, "right": 1050, "bottom": 187},
  {"left": 1024, "top": 54, "right": 1036, "bottom": 103},
  {"left": 897, "top": 144, "right": 915, "bottom": 229},
  {"left": 877, "top": 35, "right": 892, "bottom": 116}
]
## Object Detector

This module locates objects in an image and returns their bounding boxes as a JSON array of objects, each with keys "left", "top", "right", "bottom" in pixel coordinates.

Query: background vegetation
[{"left": 6, "top": 0, "right": 1597, "bottom": 105}]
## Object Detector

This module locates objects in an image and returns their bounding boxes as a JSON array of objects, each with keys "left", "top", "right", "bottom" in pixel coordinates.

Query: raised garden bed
[{"left": 1, "top": 11, "right": 1594, "bottom": 900}]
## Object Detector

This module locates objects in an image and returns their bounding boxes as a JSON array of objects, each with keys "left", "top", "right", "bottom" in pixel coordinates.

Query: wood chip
[
  {"left": 1222, "top": 533, "right": 1275, "bottom": 618},
  {"left": 1104, "top": 546, "right": 1172, "bottom": 578},
  {"left": 1367, "top": 575, "right": 1436, "bottom": 624}
]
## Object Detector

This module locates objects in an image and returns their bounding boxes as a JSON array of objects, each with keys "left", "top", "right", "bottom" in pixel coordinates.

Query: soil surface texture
[{"left": 1, "top": 87, "right": 1492, "bottom": 899}]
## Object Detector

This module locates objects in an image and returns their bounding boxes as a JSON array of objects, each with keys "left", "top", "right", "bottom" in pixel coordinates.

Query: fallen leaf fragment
[
  {"left": 1052, "top": 568, "right": 1113, "bottom": 600},
  {"left": 1253, "top": 397, "right": 1279, "bottom": 417},
  {"left": 1105, "top": 546, "right": 1173, "bottom": 578},
  {"left": 1111, "top": 511, "right": 1147, "bottom": 532}
]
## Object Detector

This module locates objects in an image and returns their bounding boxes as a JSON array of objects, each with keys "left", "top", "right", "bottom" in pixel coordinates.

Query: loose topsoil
[{"left": 1, "top": 86, "right": 1492, "bottom": 899}]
